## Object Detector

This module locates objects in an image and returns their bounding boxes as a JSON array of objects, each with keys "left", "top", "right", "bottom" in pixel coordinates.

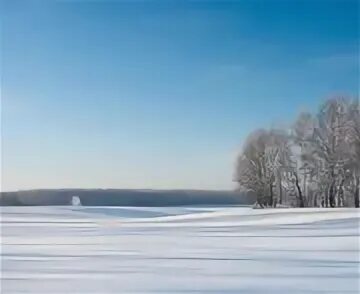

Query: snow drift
[{"left": 1, "top": 206, "right": 359, "bottom": 293}]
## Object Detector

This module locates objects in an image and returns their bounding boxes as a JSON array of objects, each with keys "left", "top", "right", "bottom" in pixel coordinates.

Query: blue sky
[{"left": 2, "top": 0, "right": 359, "bottom": 191}]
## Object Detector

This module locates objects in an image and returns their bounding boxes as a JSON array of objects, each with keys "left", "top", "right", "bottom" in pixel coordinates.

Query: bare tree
[
  {"left": 344, "top": 99, "right": 360, "bottom": 207},
  {"left": 291, "top": 112, "right": 317, "bottom": 207},
  {"left": 235, "top": 130, "right": 276, "bottom": 207},
  {"left": 235, "top": 96, "right": 359, "bottom": 208}
]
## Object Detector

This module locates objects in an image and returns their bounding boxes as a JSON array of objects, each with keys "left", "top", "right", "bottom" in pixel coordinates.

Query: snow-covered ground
[{"left": 1, "top": 206, "right": 359, "bottom": 293}]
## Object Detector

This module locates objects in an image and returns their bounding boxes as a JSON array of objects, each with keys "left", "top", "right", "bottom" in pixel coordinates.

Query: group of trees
[{"left": 235, "top": 96, "right": 360, "bottom": 208}]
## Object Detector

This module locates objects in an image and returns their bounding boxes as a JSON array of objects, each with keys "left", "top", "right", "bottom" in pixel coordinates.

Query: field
[{"left": 1, "top": 206, "right": 359, "bottom": 293}]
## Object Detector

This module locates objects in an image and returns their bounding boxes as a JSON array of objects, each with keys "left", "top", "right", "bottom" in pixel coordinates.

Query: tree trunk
[
  {"left": 269, "top": 183, "right": 274, "bottom": 207},
  {"left": 325, "top": 187, "right": 329, "bottom": 208},
  {"left": 303, "top": 172, "right": 307, "bottom": 206},
  {"left": 294, "top": 173, "right": 305, "bottom": 208},
  {"left": 329, "top": 180, "right": 336, "bottom": 208},
  {"left": 354, "top": 188, "right": 359, "bottom": 208},
  {"left": 278, "top": 171, "right": 282, "bottom": 205},
  {"left": 257, "top": 188, "right": 265, "bottom": 208},
  {"left": 355, "top": 176, "right": 359, "bottom": 208},
  {"left": 313, "top": 192, "right": 318, "bottom": 207},
  {"left": 338, "top": 179, "right": 345, "bottom": 207}
]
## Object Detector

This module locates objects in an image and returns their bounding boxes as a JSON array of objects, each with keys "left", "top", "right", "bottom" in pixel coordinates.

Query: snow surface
[{"left": 1, "top": 206, "right": 359, "bottom": 293}]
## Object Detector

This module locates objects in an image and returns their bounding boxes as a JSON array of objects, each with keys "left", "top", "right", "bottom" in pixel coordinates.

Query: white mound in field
[{"left": 1, "top": 206, "right": 359, "bottom": 293}]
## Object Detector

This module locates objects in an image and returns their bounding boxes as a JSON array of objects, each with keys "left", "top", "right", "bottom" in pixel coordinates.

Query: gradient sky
[{"left": 2, "top": 0, "right": 359, "bottom": 191}]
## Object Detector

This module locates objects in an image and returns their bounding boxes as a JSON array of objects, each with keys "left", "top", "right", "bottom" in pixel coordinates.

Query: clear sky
[{"left": 2, "top": 0, "right": 359, "bottom": 191}]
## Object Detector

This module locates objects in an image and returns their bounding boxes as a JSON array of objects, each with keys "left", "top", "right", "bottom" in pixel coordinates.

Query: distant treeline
[
  {"left": 235, "top": 96, "right": 360, "bottom": 208},
  {"left": 0, "top": 189, "right": 255, "bottom": 206}
]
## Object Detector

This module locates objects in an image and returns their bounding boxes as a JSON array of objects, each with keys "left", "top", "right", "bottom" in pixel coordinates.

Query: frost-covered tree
[
  {"left": 235, "top": 130, "right": 276, "bottom": 207},
  {"left": 266, "top": 129, "right": 293, "bottom": 206},
  {"left": 291, "top": 112, "right": 317, "bottom": 207},
  {"left": 235, "top": 96, "right": 359, "bottom": 208},
  {"left": 344, "top": 99, "right": 360, "bottom": 207},
  {"left": 235, "top": 129, "right": 293, "bottom": 207},
  {"left": 313, "top": 98, "right": 350, "bottom": 207}
]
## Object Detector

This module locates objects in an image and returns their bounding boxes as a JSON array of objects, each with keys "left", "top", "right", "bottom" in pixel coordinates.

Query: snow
[{"left": 1, "top": 206, "right": 359, "bottom": 293}]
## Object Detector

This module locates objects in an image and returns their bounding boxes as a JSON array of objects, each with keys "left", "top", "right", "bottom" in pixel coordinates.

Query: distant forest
[
  {"left": 235, "top": 96, "right": 360, "bottom": 208},
  {"left": 0, "top": 189, "right": 254, "bottom": 206}
]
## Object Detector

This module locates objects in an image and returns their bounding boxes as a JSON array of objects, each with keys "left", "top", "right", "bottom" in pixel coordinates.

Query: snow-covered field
[{"left": 1, "top": 206, "right": 359, "bottom": 293}]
